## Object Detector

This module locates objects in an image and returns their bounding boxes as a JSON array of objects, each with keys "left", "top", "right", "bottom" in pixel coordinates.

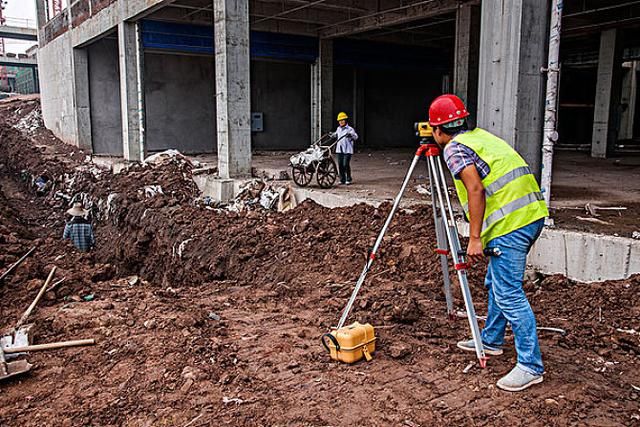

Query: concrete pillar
[
  {"left": 353, "top": 68, "right": 365, "bottom": 143},
  {"left": 592, "top": 29, "right": 624, "bottom": 158},
  {"left": 454, "top": 3, "right": 480, "bottom": 127},
  {"left": 72, "top": 48, "right": 92, "bottom": 152},
  {"left": 311, "top": 62, "right": 320, "bottom": 141},
  {"left": 34, "top": 0, "right": 47, "bottom": 46},
  {"left": 319, "top": 39, "right": 334, "bottom": 134},
  {"left": 118, "top": 21, "right": 145, "bottom": 162},
  {"left": 620, "top": 61, "right": 638, "bottom": 140},
  {"left": 477, "top": 0, "right": 549, "bottom": 178},
  {"left": 214, "top": 0, "right": 252, "bottom": 178}
]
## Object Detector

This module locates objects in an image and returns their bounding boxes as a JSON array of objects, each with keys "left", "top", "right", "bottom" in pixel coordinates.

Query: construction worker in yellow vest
[{"left": 428, "top": 94, "right": 549, "bottom": 392}]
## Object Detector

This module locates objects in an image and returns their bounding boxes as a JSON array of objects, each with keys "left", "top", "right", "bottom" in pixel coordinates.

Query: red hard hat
[{"left": 428, "top": 94, "right": 470, "bottom": 126}]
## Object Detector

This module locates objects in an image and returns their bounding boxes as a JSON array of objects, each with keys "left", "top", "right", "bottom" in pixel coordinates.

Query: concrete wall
[
  {"left": 88, "top": 37, "right": 122, "bottom": 155},
  {"left": 144, "top": 52, "right": 216, "bottom": 153},
  {"left": 38, "top": 32, "right": 78, "bottom": 145},
  {"left": 251, "top": 60, "right": 311, "bottom": 150}
]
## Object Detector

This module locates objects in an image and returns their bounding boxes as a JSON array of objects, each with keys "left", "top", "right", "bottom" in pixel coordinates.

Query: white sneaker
[
  {"left": 497, "top": 365, "right": 544, "bottom": 392},
  {"left": 345, "top": 180, "right": 352, "bottom": 185}
]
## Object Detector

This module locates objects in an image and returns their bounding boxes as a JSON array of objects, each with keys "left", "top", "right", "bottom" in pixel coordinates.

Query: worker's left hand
[{"left": 466, "top": 237, "right": 484, "bottom": 264}]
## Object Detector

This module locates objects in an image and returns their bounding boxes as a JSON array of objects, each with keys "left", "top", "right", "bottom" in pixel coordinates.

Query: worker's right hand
[{"left": 466, "top": 237, "right": 484, "bottom": 264}]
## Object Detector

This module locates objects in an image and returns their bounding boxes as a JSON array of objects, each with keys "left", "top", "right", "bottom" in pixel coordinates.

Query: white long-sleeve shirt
[{"left": 335, "top": 125, "right": 358, "bottom": 154}]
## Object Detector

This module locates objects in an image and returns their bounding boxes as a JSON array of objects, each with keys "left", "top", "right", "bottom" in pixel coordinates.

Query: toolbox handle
[{"left": 321, "top": 333, "right": 340, "bottom": 353}]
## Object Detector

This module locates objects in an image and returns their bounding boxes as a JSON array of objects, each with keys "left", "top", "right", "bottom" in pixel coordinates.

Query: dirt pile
[{"left": 0, "top": 99, "right": 638, "bottom": 426}]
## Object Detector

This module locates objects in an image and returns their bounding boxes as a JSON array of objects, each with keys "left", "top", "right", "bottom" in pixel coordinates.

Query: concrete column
[
  {"left": 34, "top": 0, "right": 47, "bottom": 47},
  {"left": 319, "top": 38, "right": 334, "bottom": 134},
  {"left": 214, "top": 0, "right": 252, "bottom": 178},
  {"left": 353, "top": 68, "right": 365, "bottom": 143},
  {"left": 72, "top": 48, "right": 92, "bottom": 152},
  {"left": 118, "top": 21, "right": 145, "bottom": 162},
  {"left": 477, "top": 0, "right": 549, "bottom": 178},
  {"left": 592, "top": 29, "right": 623, "bottom": 158},
  {"left": 311, "top": 62, "right": 320, "bottom": 141},
  {"left": 454, "top": 3, "right": 480, "bottom": 127},
  {"left": 620, "top": 61, "right": 638, "bottom": 140}
]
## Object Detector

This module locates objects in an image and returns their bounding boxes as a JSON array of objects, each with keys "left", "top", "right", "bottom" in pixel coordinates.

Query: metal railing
[{"left": 1, "top": 17, "right": 37, "bottom": 29}]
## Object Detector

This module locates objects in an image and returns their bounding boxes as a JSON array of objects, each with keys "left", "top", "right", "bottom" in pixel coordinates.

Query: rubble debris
[
  {"left": 143, "top": 149, "right": 192, "bottom": 167},
  {"left": 13, "top": 107, "right": 44, "bottom": 136},
  {"left": 414, "top": 184, "right": 430, "bottom": 196}
]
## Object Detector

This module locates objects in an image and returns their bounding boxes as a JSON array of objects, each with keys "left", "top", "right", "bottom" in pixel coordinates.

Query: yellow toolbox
[{"left": 321, "top": 321, "right": 376, "bottom": 364}]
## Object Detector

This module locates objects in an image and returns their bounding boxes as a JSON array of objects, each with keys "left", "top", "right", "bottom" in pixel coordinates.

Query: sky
[{"left": 2, "top": 0, "right": 38, "bottom": 54}]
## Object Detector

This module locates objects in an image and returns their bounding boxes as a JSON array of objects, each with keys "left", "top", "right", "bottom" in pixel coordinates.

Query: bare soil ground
[{"left": 0, "top": 99, "right": 639, "bottom": 426}]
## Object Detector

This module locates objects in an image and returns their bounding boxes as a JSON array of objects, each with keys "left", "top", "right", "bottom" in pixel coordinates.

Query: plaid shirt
[
  {"left": 63, "top": 221, "right": 95, "bottom": 252},
  {"left": 443, "top": 135, "right": 491, "bottom": 180}
]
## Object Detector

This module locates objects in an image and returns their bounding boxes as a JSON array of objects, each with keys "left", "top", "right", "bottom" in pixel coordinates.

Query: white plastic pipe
[{"left": 540, "top": 0, "right": 563, "bottom": 207}]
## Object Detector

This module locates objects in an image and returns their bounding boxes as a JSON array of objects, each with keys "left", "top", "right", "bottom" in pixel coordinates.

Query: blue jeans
[
  {"left": 481, "top": 218, "right": 545, "bottom": 375},
  {"left": 336, "top": 153, "right": 352, "bottom": 183}
]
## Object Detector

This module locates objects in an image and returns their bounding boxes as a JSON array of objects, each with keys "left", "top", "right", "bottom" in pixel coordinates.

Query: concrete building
[{"left": 34, "top": 0, "right": 640, "bottom": 191}]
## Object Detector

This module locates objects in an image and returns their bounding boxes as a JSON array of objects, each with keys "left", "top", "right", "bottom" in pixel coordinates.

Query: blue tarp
[
  {"left": 141, "top": 20, "right": 317, "bottom": 62},
  {"left": 140, "top": 20, "right": 445, "bottom": 70}
]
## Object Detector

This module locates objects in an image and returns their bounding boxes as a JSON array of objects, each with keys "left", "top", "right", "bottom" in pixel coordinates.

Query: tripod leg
[
  {"left": 427, "top": 155, "right": 487, "bottom": 367},
  {"left": 436, "top": 217, "right": 454, "bottom": 317},
  {"left": 427, "top": 160, "right": 454, "bottom": 317},
  {"left": 337, "top": 153, "right": 422, "bottom": 329}
]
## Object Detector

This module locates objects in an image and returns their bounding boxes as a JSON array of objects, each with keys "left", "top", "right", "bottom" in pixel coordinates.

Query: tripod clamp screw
[{"left": 416, "top": 141, "right": 441, "bottom": 157}]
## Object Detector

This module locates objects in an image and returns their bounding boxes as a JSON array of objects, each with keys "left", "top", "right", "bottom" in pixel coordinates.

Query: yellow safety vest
[{"left": 451, "top": 128, "right": 549, "bottom": 246}]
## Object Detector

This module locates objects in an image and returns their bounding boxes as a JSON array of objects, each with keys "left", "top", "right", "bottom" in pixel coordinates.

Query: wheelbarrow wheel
[
  {"left": 316, "top": 157, "right": 338, "bottom": 189},
  {"left": 292, "top": 165, "right": 313, "bottom": 187}
]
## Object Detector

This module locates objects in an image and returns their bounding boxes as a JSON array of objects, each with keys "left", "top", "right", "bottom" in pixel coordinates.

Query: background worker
[
  {"left": 428, "top": 94, "right": 549, "bottom": 392},
  {"left": 334, "top": 112, "right": 358, "bottom": 185},
  {"left": 63, "top": 202, "right": 95, "bottom": 252}
]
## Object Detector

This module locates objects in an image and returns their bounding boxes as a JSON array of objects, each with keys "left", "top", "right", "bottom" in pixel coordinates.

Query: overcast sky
[{"left": 2, "top": 0, "right": 38, "bottom": 54}]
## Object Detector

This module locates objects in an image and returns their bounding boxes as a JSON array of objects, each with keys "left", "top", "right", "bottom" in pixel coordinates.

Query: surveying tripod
[{"left": 337, "top": 139, "right": 488, "bottom": 368}]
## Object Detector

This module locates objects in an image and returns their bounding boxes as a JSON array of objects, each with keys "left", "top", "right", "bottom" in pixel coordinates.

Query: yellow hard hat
[{"left": 337, "top": 112, "right": 348, "bottom": 121}]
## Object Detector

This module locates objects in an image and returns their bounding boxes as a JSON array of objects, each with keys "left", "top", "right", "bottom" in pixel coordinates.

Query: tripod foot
[{"left": 479, "top": 356, "right": 489, "bottom": 369}]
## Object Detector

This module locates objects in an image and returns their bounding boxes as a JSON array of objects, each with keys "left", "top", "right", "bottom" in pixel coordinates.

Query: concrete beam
[
  {"left": 453, "top": 3, "right": 480, "bottom": 127},
  {"left": 476, "top": 0, "right": 549, "bottom": 178},
  {"left": 214, "top": 0, "right": 252, "bottom": 178},
  {"left": 0, "top": 56, "right": 38, "bottom": 68},
  {"left": 0, "top": 25, "right": 38, "bottom": 41},
  {"left": 66, "top": 0, "right": 176, "bottom": 48},
  {"left": 73, "top": 48, "right": 93, "bottom": 152},
  {"left": 318, "top": 0, "right": 468, "bottom": 39},
  {"left": 591, "top": 29, "right": 623, "bottom": 158},
  {"left": 118, "top": 21, "right": 146, "bottom": 162}
]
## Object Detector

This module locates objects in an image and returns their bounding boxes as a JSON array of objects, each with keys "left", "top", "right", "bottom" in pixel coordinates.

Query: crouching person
[{"left": 63, "top": 202, "right": 95, "bottom": 252}]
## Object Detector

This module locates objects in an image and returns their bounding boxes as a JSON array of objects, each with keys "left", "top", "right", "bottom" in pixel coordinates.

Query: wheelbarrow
[{"left": 290, "top": 133, "right": 342, "bottom": 189}]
